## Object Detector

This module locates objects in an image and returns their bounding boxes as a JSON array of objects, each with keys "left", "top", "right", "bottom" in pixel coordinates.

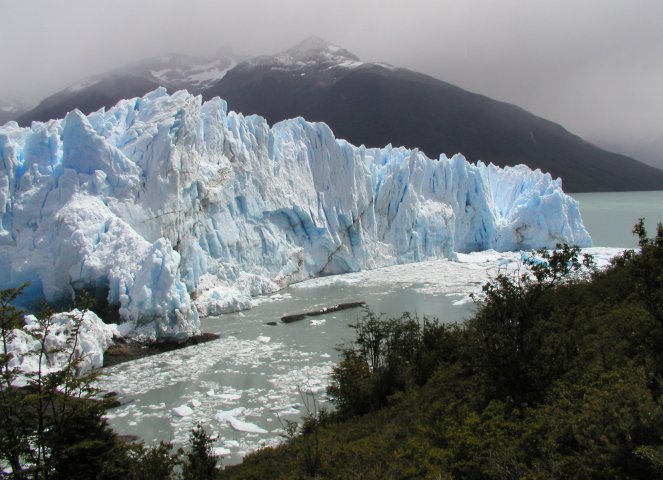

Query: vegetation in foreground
[
  {"left": 0, "top": 288, "right": 220, "bottom": 479},
  {"left": 2, "top": 220, "right": 663, "bottom": 479},
  {"left": 220, "top": 220, "right": 663, "bottom": 479}
]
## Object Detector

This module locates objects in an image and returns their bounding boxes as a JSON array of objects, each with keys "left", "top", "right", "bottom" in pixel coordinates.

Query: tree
[
  {"left": 0, "top": 284, "right": 32, "bottom": 477},
  {"left": 468, "top": 244, "right": 593, "bottom": 403},
  {"left": 630, "top": 219, "right": 663, "bottom": 325},
  {"left": 1, "top": 286, "right": 225, "bottom": 479},
  {"left": 0, "top": 284, "right": 115, "bottom": 479},
  {"left": 328, "top": 310, "right": 446, "bottom": 418},
  {"left": 182, "top": 423, "right": 218, "bottom": 480}
]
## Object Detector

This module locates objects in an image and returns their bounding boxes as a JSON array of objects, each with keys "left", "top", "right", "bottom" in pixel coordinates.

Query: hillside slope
[{"left": 208, "top": 39, "right": 663, "bottom": 192}]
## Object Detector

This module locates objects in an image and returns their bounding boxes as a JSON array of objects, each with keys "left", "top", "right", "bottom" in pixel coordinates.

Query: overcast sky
[{"left": 1, "top": 0, "right": 662, "bottom": 169}]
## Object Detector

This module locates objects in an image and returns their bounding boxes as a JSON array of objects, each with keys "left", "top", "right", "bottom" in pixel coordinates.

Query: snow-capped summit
[
  {"left": 0, "top": 89, "right": 590, "bottom": 341},
  {"left": 12, "top": 38, "right": 663, "bottom": 192},
  {"left": 0, "top": 101, "right": 20, "bottom": 114},
  {"left": 283, "top": 36, "right": 361, "bottom": 63},
  {"left": 207, "top": 40, "right": 663, "bottom": 192},
  {"left": 65, "top": 50, "right": 241, "bottom": 95},
  {"left": 126, "top": 50, "right": 240, "bottom": 93},
  {"left": 245, "top": 36, "right": 364, "bottom": 71}
]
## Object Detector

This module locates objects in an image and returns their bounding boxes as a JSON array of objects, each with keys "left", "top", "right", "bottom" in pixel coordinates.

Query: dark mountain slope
[
  {"left": 10, "top": 37, "right": 663, "bottom": 192},
  {"left": 15, "top": 51, "right": 238, "bottom": 126},
  {"left": 16, "top": 75, "right": 160, "bottom": 125},
  {"left": 208, "top": 58, "right": 663, "bottom": 192}
]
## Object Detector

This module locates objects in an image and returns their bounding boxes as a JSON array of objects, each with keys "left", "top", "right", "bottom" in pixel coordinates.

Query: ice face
[{"left": 0, "top": 88, "right": 591, "bottom": 340}]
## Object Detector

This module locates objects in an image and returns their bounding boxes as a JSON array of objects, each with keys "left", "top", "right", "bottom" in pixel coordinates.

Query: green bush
[
  {"left": 182, "top": 423, "right": 219, "bottom": 480},
  {"left": 0, "top": 285, "right": 222, "bottom": 479},
  {"left": 223, "top": 223, "right": 663, "bottom": 479}
]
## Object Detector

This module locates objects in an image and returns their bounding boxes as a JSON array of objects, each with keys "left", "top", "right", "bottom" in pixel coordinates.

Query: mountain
[
  {"left": 16, "top": 75, "right": 161, "bottom": 126},
  {"left": 206, "top": 38, "right": 663, "bottom": 193},
  {"left": 0, "top": 99, "right": 28, "bottom": 125},
  {"left": 0, "top": 89, "right": 589, "bottom": 340},
  {"left": 11, "top": 38, "right": 663, "bottom": 192},
  {"left": 15, "top": 51, "right": 238, "bottom": 126}
]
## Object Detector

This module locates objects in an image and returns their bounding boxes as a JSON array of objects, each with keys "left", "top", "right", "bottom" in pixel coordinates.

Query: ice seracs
[{"left": 0, "top": 88, "right": 591, "bottom": 341}]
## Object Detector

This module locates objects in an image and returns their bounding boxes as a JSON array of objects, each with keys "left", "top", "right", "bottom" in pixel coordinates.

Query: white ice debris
[
  {"left": 2, "top": 309, "right": 117, "bottom": 383},
  {"left": 0, "top": 88, "right": 591, "bottom": 340},
  {"left": 227, "top": 418, "right": 268, "bottom": 434},
  {"left": 96, "top": 246, "right": 623, "bottom": 463},
  {"left": 173, "top": 405, "right": 194, "bottom": 417},
  {"left": 216, "top": 406, "right": 267, "bottom": 433},
  {"left": 217, "top": 393, "right": 242, "bottom": 401},
  {"left": 212, "top": 447, "right": 231, "bottom": 456},
  {"left": 215, "top": 407, "right": 247, "bottom": 422}
]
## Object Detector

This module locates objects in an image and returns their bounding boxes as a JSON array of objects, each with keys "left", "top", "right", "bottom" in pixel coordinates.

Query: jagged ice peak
[{"left": 0, "top": 88, "right": 591, "bottom": 341}]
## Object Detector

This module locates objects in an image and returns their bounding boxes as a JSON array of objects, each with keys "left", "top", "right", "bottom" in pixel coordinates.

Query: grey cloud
[{"left": 1, "top": 0, "right": 661, "bottom": 168}]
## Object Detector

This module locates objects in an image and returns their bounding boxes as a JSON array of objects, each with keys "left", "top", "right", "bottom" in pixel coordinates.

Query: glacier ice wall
[{"left": 0, "top": 88, "right": 591, "bottom": 340}]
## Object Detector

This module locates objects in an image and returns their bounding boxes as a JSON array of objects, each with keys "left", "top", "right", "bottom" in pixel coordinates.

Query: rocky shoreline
[{"left": 103, "top": 332, "right": 219, "bottom": 368}]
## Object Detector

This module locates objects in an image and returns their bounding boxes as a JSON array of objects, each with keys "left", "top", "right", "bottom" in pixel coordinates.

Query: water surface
[
  {"left": 573, "top": 190, "right": 663, "bottom": 247},
  {"left": 99, "top": 253, "right": 514, "bottom": 463}
]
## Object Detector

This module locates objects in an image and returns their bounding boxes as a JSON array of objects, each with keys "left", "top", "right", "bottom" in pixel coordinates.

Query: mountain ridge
[{"left": 9, "top": 38, "right": 663, "bottom": 192}]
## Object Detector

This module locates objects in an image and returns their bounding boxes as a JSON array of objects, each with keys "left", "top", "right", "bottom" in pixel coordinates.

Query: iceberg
[
  {"left": 0, "top": 88, "right": 591, "bottom": 340},
  {"left": 173, "top": 405, "right": 194, "bottom": 417}
]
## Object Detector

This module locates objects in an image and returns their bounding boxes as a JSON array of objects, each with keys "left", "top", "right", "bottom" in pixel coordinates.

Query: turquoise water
[{"left": 573, "top": 190, "right": 663, "bottom": 247}]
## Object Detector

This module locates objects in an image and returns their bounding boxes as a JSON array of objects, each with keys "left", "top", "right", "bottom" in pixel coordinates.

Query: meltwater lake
[{"left": 98, "top": 190, "right": 662, "bottom": 463}]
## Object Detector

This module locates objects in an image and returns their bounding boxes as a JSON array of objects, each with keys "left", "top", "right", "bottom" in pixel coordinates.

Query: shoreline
[
  {"left": 281, "top": 301, "right": 366, "bottom": 323},
  {"left": 102, "top": 332, "right": 219, "bottom": 368}
]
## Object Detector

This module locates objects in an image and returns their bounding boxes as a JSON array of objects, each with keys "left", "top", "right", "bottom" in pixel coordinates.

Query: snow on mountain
[
  {"left": 0, "top": 88, "right": 591, "bottom": 341},
  {"left": 130, "top": 51, "right": 239, "bottom": 93},
  {"left": 64, "top": 52, "right": 239, "bottom": 96},
  {"left": 209, "top": 38, "right": 663, "bottom": 193},
  {"left": 247, "top": 37, "right": 369, "bottom": 72},
  {"left": 0, "top": 98, "right": 29, "bottom": 114},
  {"left": 16, "top": 50, "right": 240, "bottom": 126}
]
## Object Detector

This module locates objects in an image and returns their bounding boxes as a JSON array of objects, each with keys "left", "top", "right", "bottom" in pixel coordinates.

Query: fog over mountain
[{"left": 1, "top": 0, "right": 662, "bottom": 169}]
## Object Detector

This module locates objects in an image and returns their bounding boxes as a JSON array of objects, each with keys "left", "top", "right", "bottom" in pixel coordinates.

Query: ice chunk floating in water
[{"left": 0, "top": 89, "right": 591, "bottom": 339}]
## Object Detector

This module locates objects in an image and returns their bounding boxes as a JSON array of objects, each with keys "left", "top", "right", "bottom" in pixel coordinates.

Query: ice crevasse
[{"left": 0, "top": 88, "right": 591, "bottom": 341}]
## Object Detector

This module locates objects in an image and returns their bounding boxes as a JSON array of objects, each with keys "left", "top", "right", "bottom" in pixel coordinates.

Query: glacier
[{"left": 0, "top": 88, "right": 591, "bottom": 341}]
